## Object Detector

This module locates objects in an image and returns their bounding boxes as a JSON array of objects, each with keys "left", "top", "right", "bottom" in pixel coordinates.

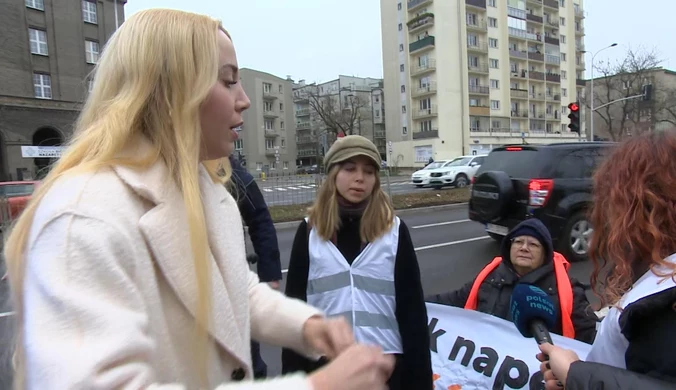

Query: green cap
[{"left": 323, "top": 135, "right": 382, "bottom": 170}]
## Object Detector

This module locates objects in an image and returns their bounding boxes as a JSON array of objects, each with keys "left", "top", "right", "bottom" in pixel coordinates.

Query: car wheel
[
  {"left": 560, "top": 211, "right": 593, "bottom": 262},
  {"left": 455, "top": 174, "right": 468, "bottom": 188},
  {"left": 415, "top": 185, "right": 423, "bottom": 188},
  {"left": 433, "top": 185, "right": 443, "bottom": 190}
]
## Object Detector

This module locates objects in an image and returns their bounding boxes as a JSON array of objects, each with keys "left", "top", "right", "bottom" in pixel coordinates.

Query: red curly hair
[{"left": 590, "top": 130, "right": 676, "bottom": 306}]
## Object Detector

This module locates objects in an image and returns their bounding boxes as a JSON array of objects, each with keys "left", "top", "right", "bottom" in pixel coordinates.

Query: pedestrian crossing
[{"left": 260, "top": 181, "right": 412, "bottom": 193}]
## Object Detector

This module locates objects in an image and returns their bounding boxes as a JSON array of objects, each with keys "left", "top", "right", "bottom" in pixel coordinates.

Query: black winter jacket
[
  {"left": 427, "top": 219, "right": 598, "bottom": 344},
  {"left": 564, "top": 285, "right": 676, "bottom": 389}
]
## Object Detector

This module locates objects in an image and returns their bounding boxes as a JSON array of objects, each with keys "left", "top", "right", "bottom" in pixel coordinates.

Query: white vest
[
  {"left": 306, "top": 217, "right": 403, "bottom": 354},
  {"left": 586, "top": 253, "right": 676, "bottom": 368}
]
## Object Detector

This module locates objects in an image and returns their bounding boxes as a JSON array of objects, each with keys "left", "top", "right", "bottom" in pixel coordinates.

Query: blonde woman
[
  {"left": 282, "top": 136, "right": 433, "bottom": 390},
  {"left": 3, "top": 9, "right": 394, "bottom": 390}
]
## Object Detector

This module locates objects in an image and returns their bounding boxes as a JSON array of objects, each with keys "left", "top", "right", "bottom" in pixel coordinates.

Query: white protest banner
[{"left": 426, "top": 303, "right": 592, "bottom": 390}]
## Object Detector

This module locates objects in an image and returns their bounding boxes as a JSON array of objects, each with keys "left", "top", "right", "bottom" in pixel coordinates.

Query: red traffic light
[{"left": 568, "top": 102, "right": 579, "bottom": 112}]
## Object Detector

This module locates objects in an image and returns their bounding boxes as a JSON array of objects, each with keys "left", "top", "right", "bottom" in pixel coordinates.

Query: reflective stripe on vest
[
  {"left": 464, "top": 251, "right": 576, "bottom": 339},
  {"left": 306, "top": 217, "right": 403, "bottom": 354}
]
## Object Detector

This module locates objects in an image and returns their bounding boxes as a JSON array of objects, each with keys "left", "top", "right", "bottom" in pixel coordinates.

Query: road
[
  {"left": 257, "top": 175, "right": 421, "bottom": 206},
  {"left": 253, "top": 205, "right": 596, "bottom": 377},
  {"left": 0, "top": 205, "right": 596, "bottom": 386}
]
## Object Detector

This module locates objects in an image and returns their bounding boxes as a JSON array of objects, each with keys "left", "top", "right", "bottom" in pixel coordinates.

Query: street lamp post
[{"left": 589, "top": 43, "right": 618, "bottom": 140}]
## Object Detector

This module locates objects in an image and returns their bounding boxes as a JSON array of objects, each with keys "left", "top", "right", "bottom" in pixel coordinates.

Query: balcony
[
  {"left": 263, "top": 110, "right": 278, "bottom": 118},
  {"left": 469, "top": 85, "right": 490, "bottom": 95},
  {"left": 412, "top": 105, "right": 438, "bottom": 119},
  {"left": 576, "top": 43, "right": 585, "bottom": 52},
  {"left": 467, "top": 41, "right": 488, "bottom": 52},
  {"left": 510, "top": 49, "right": 528, "bottom": 60},
  {"left": 574, "top": 7, "right": 585, "bottom": 18},
  {"left": 263, "top": 90, "right": 278, "bottom": 99},
  {"left": 296, "top": 122, "right": 311, "bottom": 130},
  {"left": 529, "top": 71, "right": 545, "bottom": 81},
  {"left": 510, "top": 89, "right": 529, "bottom": 99},
  {"left": 507, "top": 6, "right": 526, "bottom": 20},
  {"left": 546, "top": 112, "right": 560, "bottom": 121},
  {"left": 543, "top": 0, "right": 558, "bottom": 9},
  {"left": 546, "top": 17, "right": 559, "bottom": 27},
  {"left": 264, "top": 129, "right": 279, "bottom": 137},
  {"left": 407, "top": 0, "right": 432, "bottom": 11},
  {"left": 575, "top": 27, "right": 585, "bottom": 36},
  {"left": 576, "top": 79, "right": 586, "bottom": 87},
  {"left": 545, "top": 54, "right": 561, "bottom": 65},
  {"left": 530, "top": 111, "right": 546, "bottom": 120},
  {"left": 466, "top": 19, "right": 488, "bottom": 31},
  {"left": 265, "top": 149, "right": 277, "bottom": 157},
  {"left": 408, "top": 13, "right": 434, "bottom": 33},
  {"left": 293, "top": 94, "right": 308, "bottom": 103},
  {"left": 375, "top": 130, "right": 386, "bottom": 138},
  {"left": 576, "top": 61, "right": 586, "bottom": 70},
  {"left": 546, "top": 73, "right": 561, "bottom": 83},
  {"left": 411, "top": 58, "right": 436, "bottom": 76},
  {"left": 465, "top": 0, "right": 486, "bottom": 9},
  {"left": 296, "top": 137, "right": 315, "bottom": 145},
  {"left": 296, "top": 108, "right": 310, "bottom": 116},
  {"left": 469, "top": 105, "right": 490, "bottom": 116},
  {"left": 511, "top": 110, "right": 529, "bottom": 119},
  {"left": 412, "top": 82, "right": 438, "bottom": 97},
  {"left": 529, "top": 92, "right": 546, "bottom": 100},
  {"left": 409, "top": 35, "right": 435, "bottom": 53},
  {"left": 544, "top": 36, "right": 559, "bottom": 45},
  {"left": 551, "top": 94, "right": 561, "bottom": 101},
  {"left": 527, "top": 13, "right": 543, "bottom": 24},
  {"left": 412, "top": 129, "right": 439, "bottom": 139},
  {"left": 298, "top": 149, "right": 318, "bottom": 157},
  {"left": 509, "top": 27, "right": 539, "bottom": 41},
  {"left": 528, "top": 52, "right": 544, "bottom": 62},
  {"left": 468, "top": 63, "right": 489, "bottom": 73}
]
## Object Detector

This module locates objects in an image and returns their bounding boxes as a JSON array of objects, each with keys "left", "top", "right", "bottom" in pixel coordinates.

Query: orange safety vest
[{"left": 463, "top": 251, "right": 576, "bottom": 339}]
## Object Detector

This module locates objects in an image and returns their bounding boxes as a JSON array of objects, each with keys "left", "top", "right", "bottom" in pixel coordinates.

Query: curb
[{"left": 269, "top": 202, "right": 469, "bottom": 230}]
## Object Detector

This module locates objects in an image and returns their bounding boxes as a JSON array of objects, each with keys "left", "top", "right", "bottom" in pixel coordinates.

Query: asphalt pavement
[{"left": 0, "top": 205, "right": 596, "bottom": 385}]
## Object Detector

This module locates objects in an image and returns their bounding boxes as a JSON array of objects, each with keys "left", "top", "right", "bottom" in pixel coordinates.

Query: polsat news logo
[{"left": 433, "top": 373, "right": 461, "bottom": 390}]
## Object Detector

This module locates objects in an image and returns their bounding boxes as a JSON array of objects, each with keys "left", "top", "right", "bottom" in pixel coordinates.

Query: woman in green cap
[{"left": 282, "top": 135, "right": 433, "bottom": 390}]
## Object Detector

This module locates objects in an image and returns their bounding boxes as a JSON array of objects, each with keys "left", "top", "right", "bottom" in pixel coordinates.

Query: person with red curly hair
[{"left": 537, "top": 130, "right": 676, "bottom": 390}]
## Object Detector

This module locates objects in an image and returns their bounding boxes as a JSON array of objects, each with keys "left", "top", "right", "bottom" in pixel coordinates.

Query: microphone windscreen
[{"left": 510, "top": 284, "right": 557, "bottom": 338}]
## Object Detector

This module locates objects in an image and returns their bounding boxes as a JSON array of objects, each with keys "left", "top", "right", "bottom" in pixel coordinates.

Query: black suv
[{"left": 468, "top": 142, "right": 613, "bottom": 262}]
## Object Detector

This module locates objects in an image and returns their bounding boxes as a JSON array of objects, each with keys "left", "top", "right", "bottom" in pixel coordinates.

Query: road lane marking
[
  {"left": 0, "top": 311, "right": 15, "bottom": 318},
  {"left": 276, "top": 188, "right": 287, "bottom": 191},
  {"left": 281, "top": 235, "right": 491, "bottom": 273},
  {"left": 262, "top": 188, "right": 273, "bottom": 192},
  {"left": 287, "top": 187, "right": 299, "bottom": 190},
  {"left": 412, "top": 219, "right": 471, "bottom": 229}
]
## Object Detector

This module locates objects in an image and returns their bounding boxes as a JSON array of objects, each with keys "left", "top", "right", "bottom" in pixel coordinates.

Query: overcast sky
[{"left": 124, "top": 0, "right": 674, "bottom": 83}]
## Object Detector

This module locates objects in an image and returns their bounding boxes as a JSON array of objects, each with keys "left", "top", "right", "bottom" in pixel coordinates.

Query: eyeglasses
[{"left": 511, "top": 237, "right": 542, "bottom": 251}]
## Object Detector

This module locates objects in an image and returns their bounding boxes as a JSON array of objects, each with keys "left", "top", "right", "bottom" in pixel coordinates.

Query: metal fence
[{"left": 255, "top": 174, "right": 325, "bottom": 207}]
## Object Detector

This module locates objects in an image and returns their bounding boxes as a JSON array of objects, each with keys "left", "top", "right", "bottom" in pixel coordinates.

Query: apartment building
[
  {"left": 237, "top": 69, "right": 297, "bottom": 174},
  {"left": 293, "top": 75, "right": 386, "bottom": 169},
  {"left": 380, "top": 0, "right": 586, "bottom": 168},
  {"left": 0, "top": 0, "right": 125, "bottom": 180}
]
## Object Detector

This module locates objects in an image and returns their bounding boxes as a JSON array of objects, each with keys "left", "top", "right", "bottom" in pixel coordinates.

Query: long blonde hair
[
  {"left": 308, "top": 163, "right": 394, "bottom": 243},
  {"left": 4, "top": 9, "right": 229, "bottom": 388}
]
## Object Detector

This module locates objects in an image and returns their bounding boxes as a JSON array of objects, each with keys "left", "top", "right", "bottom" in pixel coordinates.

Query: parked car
[
  {"left": 427, "top": 155, "right": 487, "bottom": 189},
  {"left": 468, "top": 142, "right": 613, "bottom": 262},
  {"left": 410, "top": 160, "right": 451, "bottom": 187}
]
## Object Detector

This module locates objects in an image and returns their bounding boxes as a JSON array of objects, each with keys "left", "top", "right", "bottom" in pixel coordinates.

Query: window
[
  {"left": 271, "top": 162, "right": 276, "bottom": 170},
  {"left": 490, "top": 79, "right": 500, "bottom": 89},
  {"left": 265, "top": 139, "right": 275, "bottom": 149},
  {"left": 420, "top": 120, "right": 433, "bottom": 132},
  {"left": 562, "top": 105, "right": 568, "bottom": 115},
  {"left": 279, "top": 103, "right": 284, "bottom": 111},
  {"left": 283, "top": 161, "right": 289, "bottom": 170},
  {"left": 256, "top": 162, "right": 262, "bottom": 171},
  {"left": 397, "top": 2, "right": 402, "bottom": 10},
  {"left": 33, "top": 73, "right": 52, "bottom": 99},
  {"left": 82, "top": 1, "right": 97, "bottom": 24},
  {"left": 234, "top": 139, "right": 243, "bottom": 150},
  {"left": 264, "top": 101, "right": 273, "bottom": 111},
  {"left": 399, "top": 44, "right": 404, "bottom": 52},
  {"left": 490, "top": 59, "right": 499, "bottom": 69},
  {"left": 281, "top": 139, "right": 286, "bottom": 147},
  {"left": 488, "top": 17, "right": 497, "bottom": 27},
  {"left": 561, "top": 53, "right": 567, "bottom": 61},
  {"left": 280, "top": 121, "right": 285, "bottom": 129},
  {"left": 264, "top": 119, "right": 274, "bottom": 130},
  {"left": 491, "top": 100, "right": 500, "bottom": 110},
  {"left": 29, "top": 28, "right": 48, "bottom": 55},
  {"left": 263, "top": 83, "right": 272, "bottom": 93},
  {"left": 85, "top": 40, "right": 99, "bottom": 63},
  {"left": 560, "top": 0, "right": 565, "bottom": 6},
  {"left": 562, "top": 88, "right": 568, "bottom": 97},
  {"left": 401, "top": 85, "right": 405, "bottom": 93},
  {"left": 402, "top": 126, "right": 408, "bottom": 135},
  {"left": 375, "top": 110, "right": 380, "bottom": 118},
  {"left": 398, "top": 23, "right": 402, "bottom": 31},
  {"left": 488, "top": 0, "right": 496, "bottom": 6},
  {"left": 560, "top": 35, "right": 566, "bottom": 44},
  {"left": 402, "top": 105, "right": 407, "bottom": 113},
  {"left": 278, "top": 84, "right": 283, "bottom": 93},
  {"left": 25, "top": 0, "right": 44, "bottom": 10},
  {"left": 400, "top": 64, "right": 405, "bottom": 72},
  {"left": 561, "top": 70, "right": 567, "bottom": 79},
  {"left": 489, "top": 38, "right": 498, "bottom": 48},
  {"left": 560, "top": 17, "right": 565, "bottom": 26}
]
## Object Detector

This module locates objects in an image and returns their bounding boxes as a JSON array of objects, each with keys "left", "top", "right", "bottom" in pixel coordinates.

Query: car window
[
  {"left": 554, "top": 147, "right": 608, "bottom": 179},
  {"left": 477, "top": 148, "right": 542, "bottom": 178},
  {"left": 447, "top": 157, "right": 472, "bottom": 167},
  {"left": 0, "top": 184, "right": 35, "bottom": 197},
  {"left": 424, "top": 162, "right": 447, "bottom": 169},
  {"left": 472, "top": 156, "right": 485, "bottom": 165}
]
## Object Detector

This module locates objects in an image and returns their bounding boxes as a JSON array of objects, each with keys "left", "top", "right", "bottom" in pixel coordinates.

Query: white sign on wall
[
  {"left": 21, "top": 146, "right": 64, "bottom": 158},
  {"left": 415, "top": 145, "right": 433, "bottom": 163}
]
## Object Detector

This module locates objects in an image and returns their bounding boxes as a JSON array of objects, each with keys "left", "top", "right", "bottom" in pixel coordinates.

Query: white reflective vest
[
  {"left": 306, "top": 217, "right": 403, "bottom": 354},
  {"left": 586, "top": 253, "right": 676, "bottom": 368}
]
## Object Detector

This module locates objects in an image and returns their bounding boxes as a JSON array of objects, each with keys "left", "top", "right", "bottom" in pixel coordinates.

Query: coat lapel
[{"left": 113, "top": 155, "right": 250, "bottom": 368}]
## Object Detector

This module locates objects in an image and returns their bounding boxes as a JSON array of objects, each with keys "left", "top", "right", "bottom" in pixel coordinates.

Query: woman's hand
[
  {"left": 537, "top": 343, "right": 581, "bottom": 390},
  {"left": 302, "top": 316, "right": 354, "bottom": 359},
  {"left": 309, "top": 344, "right": 395, "bottom": 390}
]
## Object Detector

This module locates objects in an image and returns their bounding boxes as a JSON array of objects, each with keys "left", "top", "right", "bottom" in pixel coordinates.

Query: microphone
[{"left": 510, "top": 284, "right": 557, "bottom": 346}]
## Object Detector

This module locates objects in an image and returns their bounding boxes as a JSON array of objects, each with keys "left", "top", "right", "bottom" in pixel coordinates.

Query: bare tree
[
  {"left": 306, "top": 89, "right": 369, "bottom": 137},
  {"left": 585, "top": 47, "right": 662, "bottom": 141}
]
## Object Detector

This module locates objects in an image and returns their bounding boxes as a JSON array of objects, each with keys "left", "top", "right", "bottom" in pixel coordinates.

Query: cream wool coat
[{"left": 22, "top": 153, "right": 322, "bottom": 389}]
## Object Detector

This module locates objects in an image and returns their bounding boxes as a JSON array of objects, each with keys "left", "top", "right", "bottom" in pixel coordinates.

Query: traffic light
[{"left": 567, "top": 102, "right": 580, "bottom": 134}]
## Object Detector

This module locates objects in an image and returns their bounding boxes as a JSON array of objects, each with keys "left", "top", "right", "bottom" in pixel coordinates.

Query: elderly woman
[{"left": 427, "top": 218, "right": 598, "bottom": 343}]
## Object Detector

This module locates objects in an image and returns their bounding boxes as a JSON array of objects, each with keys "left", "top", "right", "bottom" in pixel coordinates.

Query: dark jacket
[
  {"left": 427, "top": 218, "right": 598, "bottom": 344},
  {"left": 228, "top": 156, "right": 282, "bottom": 282},
  {"left": 564, "top": 285, "right": 676, "bottom": 389},
  {"left": 282, "top": 215, "right": 433, "bottom": 390}
]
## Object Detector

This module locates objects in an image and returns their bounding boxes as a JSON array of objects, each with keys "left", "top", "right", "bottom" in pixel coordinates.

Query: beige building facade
[{"left": 380, "top": 0, "right": 587, "bottom": 168}]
